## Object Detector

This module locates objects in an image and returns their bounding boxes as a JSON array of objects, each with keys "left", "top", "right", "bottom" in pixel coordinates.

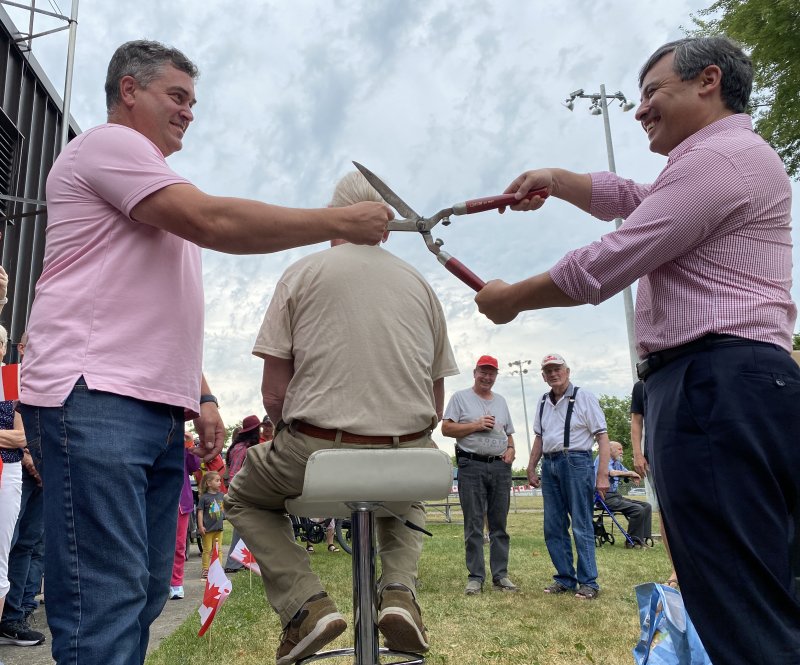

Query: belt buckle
[{"left": 635, "top": 358, "right": 650, "bottom": 380}]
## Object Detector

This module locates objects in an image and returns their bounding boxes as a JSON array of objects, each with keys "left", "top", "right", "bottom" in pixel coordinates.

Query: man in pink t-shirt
[{"left": 18, "top": 39, "right": 393, "bottom": 665}]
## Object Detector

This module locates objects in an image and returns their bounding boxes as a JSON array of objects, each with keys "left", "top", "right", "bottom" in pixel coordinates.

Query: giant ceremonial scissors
[{"left": 353, "top": 161, "right": 548, "bottom": 291}]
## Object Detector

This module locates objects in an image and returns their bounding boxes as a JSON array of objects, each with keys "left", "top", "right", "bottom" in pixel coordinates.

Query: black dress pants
[{"left": 647, "top": 342, "right": 800, "bottom": 665}]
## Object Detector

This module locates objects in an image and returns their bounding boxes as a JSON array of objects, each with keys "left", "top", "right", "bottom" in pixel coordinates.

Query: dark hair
[
  {"left": 638, "top": 36, "right": 752, "bottom": 114},
  {"left": 105, "top": 39, "right": 199, "bottom": 113},
  {"left": 225, "top": 426, "right": 260, "bottom": 467},
  {"left": 233, "top": 427, "right": 260, "bottom": 446}
]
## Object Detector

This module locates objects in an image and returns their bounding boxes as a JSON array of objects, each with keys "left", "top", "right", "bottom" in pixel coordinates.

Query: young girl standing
[{"left": 197, "top": 471, "right": 225, "bottom": 578}]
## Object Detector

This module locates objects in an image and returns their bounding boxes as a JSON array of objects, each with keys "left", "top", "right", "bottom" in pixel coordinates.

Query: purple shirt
[
  {"left": 550, "top": 114, "right": 795, "bottom": 357},
  {"left": 21, "top": 124, "right": 204, "bottom": 412}
]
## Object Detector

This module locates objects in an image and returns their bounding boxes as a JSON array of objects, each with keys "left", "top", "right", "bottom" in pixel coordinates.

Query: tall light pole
[
  {"left": 564, "top": 86, "right": 639, "bottom": 382},
  {"left": 508, "top": 359, "right": 532, "bottom": 458}
]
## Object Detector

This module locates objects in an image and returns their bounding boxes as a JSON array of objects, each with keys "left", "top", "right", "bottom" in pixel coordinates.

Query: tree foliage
[
  {"left": 599, "top": 394, "right": 633, "bottom": 470},
  {"left": 690, "top": 1, "right": 800, "bottom": 178},
  {"left": 794, "top": 332, "right": 800, "bottom": 350}
]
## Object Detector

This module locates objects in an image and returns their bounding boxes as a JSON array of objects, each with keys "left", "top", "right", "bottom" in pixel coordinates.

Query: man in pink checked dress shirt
[{"left": 476, "top": 36, "right": 799, "bottom": 665}]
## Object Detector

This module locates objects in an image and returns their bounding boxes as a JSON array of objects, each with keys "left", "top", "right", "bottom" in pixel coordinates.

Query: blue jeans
[
  {"left": 20, "top": 379, "right": 184, "bottom": 665},
  {"left": 22, "top": 533, "right": 44, "bottom": 615},
  {"left": 224, "top": 528, "right": 244, "bottom": 571},
  {"left": 2, "top": 466, "right": 44, "bottom": 623},
  {"left": 541, "top": 450, "right": 598, "bottom": 590},
  {"left": 456, "top": 456, "right": 512, "bottom": 583}
]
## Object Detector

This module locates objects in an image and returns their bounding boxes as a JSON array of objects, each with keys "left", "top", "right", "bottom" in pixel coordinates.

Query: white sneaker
[{"left": 169, "top": 585, "right": 184, "bottom": 600}]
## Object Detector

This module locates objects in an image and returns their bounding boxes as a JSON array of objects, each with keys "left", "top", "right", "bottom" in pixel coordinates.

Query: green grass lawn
[{"left": 147, "top": 498, "right": 671, "bottom": 665}]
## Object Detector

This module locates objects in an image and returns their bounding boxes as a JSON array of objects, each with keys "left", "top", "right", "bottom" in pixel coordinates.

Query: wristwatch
[{"left": 199, "top": 394, "right": 218, "bottom": 407}]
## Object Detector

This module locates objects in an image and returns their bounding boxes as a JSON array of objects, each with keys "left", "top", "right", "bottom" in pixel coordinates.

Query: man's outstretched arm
[{"left": 132, "top": 183, "right": 393, "bottom": 254}]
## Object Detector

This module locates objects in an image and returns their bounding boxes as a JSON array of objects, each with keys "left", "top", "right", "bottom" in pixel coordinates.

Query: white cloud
[{"left": 15, "top": 0, "right": 800, "bottom": 453}]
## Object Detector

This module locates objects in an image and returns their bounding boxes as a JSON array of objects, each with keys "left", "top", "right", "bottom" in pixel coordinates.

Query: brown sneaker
[
  {"left": 377, "top": 584, "right": 429, "bottom": 653},
  {"left": 276, "top": 592, "right": 346, "bottom": 665}
]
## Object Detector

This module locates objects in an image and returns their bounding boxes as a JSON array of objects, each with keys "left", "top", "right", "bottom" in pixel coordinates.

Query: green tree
[
  {"left": 690, "top": 1, "right": 800, "bottom": 178},
  {"left": 794, "top": 332, "right": 800, "bottom": 350},
  {"left": 599, "top": 394, "right": 633, "bottom": 469}
]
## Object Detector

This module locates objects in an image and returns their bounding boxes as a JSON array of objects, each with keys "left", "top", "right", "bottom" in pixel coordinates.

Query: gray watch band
[{"left": 199, "top": 394, "right": 218, "bottom": 407}]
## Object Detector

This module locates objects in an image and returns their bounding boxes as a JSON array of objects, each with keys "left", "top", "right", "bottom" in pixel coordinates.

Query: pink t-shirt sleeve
[
  {"left": 73, "top": 125, "right": 190, "bottom": 217},
  {"left": 21, "top": 124, "right": 204, "bottom": 411}
]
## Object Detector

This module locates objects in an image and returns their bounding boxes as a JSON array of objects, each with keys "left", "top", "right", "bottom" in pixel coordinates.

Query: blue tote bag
[{"left": 633, "top": 582, "right": 712, "bottom": 665}]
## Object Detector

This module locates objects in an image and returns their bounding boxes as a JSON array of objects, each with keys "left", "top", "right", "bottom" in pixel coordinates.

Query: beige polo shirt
[{"left": 253, "top": 243, "right": 459, "bottom": 435}]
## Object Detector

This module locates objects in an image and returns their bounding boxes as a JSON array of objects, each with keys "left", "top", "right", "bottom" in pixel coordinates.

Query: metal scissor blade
[{"left": 352, "top": 161, "right": 421, "bottom": 222}]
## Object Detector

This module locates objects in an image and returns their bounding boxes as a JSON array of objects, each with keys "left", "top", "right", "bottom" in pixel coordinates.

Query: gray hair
[
  {"left": 329, "top": 171, "right": 385, "bottom": 208},
  {"left": 0, "top": 325, "right": 7, "bottom": 347},
  {"left": 638, "top": 36, "right": 752, "bottom": 114},
  {"left": 105, "top": 40, "right": 199, "bottom": 113}
]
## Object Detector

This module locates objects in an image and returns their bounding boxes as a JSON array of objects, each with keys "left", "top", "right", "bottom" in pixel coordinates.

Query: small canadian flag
[
  {"left": 230, "top": 538, "right": 262, "bottom": 576},
  {"left": 0, "top": 364, "right": 20, "bottom": 401},
  {"left": 197, "top": 541, "right": 232, "bottom": 636}
]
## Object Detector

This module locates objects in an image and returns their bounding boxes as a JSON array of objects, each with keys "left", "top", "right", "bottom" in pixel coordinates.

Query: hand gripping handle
[{"left": 455, "top": 189, "right": 550, "bottom": 214}]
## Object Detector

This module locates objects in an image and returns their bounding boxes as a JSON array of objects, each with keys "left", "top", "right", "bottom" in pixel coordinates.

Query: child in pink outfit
[{"left": 169, "top": 434, "right": 201, "bottom": 599}]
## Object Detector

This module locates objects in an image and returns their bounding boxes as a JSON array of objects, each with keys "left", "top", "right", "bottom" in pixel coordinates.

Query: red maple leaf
[
  {"left": 241, "top": 547, "right": 257, "bottom": 566},
  {"left": 203, "top": 582, "right": 224, "bottom": 605}
]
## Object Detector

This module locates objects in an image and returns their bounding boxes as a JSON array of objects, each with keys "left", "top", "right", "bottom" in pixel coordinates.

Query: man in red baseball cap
[{"left": 442, "top": 355, "right": 517, "bottom": 595}]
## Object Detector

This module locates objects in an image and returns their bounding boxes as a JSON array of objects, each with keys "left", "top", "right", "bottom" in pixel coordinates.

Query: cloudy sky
[{"left": 10, "top": 0, "right": 800, "bottom": 456}]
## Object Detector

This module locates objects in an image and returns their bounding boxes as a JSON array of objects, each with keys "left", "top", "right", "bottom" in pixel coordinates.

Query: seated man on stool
[
  {"left": 225, "top": 171, "right": 459, "bottom": 665},
  {"left": 595, "top": 441, "right": 653, "bottom": 548}
]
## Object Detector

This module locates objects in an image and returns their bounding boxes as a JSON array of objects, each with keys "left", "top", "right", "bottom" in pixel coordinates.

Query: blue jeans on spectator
[
  {"left": 457, "top": 456, "right": 512, "bottom": 584},
  {"left": 224, "top": 528, "right": 244, "bottom": 571},
  {"left": 22, "top": 533, "right": 44, "bottom": 616},
  {"left": 20, "top": 378, "right": 184, "bottom": 665},
  {"left": 1, "top": 467, "right": 44, "bottom": 623},
  {"left": 541, "top": 450, "right": 598, "bottom": 590}
]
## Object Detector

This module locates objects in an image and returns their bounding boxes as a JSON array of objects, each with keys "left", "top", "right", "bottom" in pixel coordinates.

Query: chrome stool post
[{"left": 286, "top": 448, "right": 452, "bottom": 665}]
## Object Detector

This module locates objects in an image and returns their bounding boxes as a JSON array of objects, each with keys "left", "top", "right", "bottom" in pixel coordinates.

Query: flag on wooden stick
[
  {"left": 230, "top": 538, "right": 262, "bottom": 576},
  {"left": 197, "top": 541, "right": 232, "bottom": 636}
]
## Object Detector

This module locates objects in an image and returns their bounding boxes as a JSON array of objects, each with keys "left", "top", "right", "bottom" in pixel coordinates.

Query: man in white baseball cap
[{"left": 528, "top": 354, "right": 609, "bottom": 600}]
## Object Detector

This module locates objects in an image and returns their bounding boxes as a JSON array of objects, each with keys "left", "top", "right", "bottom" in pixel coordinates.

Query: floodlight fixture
[{"left": 561, "top": 83, "right": 638, "bottom": 381}]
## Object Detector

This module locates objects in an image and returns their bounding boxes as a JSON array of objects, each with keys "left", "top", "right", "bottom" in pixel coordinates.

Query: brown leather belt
[{"left": 292, "top": 420, "right": 431, "bottom": 445}]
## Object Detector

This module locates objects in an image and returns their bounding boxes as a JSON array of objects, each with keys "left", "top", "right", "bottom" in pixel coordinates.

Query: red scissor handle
[
  {"left": 439, "top": 255, "right": 486, "bottom": 292},
  {"left": 457, "top": 189, "right": 550, "bottom": 214}
]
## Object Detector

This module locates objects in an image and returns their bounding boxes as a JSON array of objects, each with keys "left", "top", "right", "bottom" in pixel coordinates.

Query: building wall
[{"left": 0, "top": 6, "right": 79, "bottom": 360}]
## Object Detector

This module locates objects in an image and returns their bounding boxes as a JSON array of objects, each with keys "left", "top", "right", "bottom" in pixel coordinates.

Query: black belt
[
  {"left": 456, "top": 447, "right": 504, "bottom": 463},
  {"left": 542, "top": 449, "right": 589, "bottom": 459},
  {"left": 636, "top": 334, "right": 774, "bottom": 380}
]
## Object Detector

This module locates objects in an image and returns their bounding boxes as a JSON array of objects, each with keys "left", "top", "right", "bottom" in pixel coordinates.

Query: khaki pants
[{"left": 224, "top": 426, "right": 434, "bottom": 627}]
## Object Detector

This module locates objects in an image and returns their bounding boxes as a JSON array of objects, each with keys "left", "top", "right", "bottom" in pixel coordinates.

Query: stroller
[{"left": 593, "top": 491, "right": 639, "bottom": 548}]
